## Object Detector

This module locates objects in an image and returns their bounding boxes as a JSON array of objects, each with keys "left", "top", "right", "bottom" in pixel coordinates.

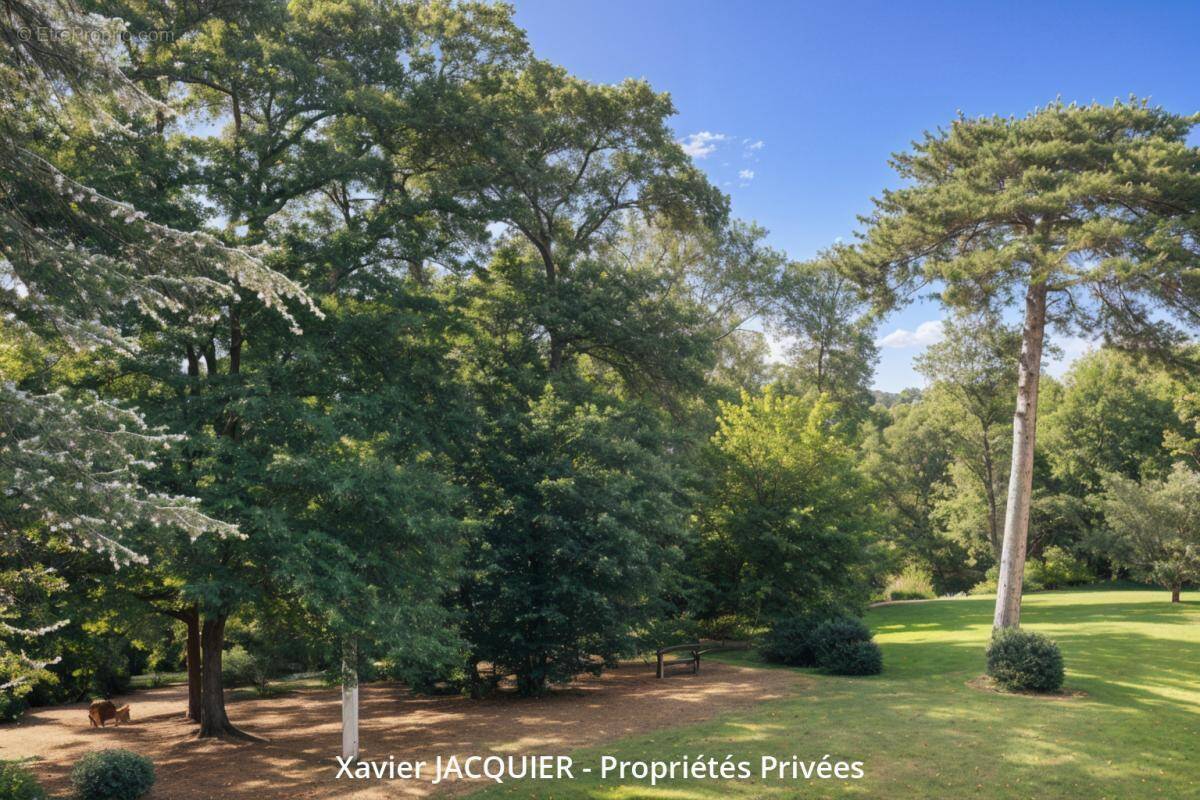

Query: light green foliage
[
  {"left": 1100, "top": 465, "right": 1200, "bottom": 600},
  {"left": 699, "top": 388, "right": 880, "bottom": 621},
  {"left": 1163, "top": 371, "right": 1200, "bottom": 469},
  {"left": 1026, "top": 546, "right": 1095, "bottom": 590},
  {"left": 883, "top": 564, "right": 937, "bottom": 601},
  {"left": 0, "top": 760, "right": 45, "bottom": 800},
  {"left": 1042, "top": 350, "right": 1181, "bottom": 495}
]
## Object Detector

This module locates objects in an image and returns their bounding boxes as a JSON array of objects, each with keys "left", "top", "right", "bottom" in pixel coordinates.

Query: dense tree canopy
[{"left": 4, "top": 1, "right": 1200, "bottom": 742}]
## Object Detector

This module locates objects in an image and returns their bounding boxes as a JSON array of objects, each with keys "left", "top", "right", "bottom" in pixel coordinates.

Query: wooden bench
[{"left": 655, "top": 640, "right": 750, "bottom": 678}]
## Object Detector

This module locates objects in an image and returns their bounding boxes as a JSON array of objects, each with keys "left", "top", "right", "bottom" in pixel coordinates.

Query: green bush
[
  {"left": 0, "top": 692, "right": 27, "bottom": 723},
  {"left": 823, "top": 639, "right": 884, "bottom": 675},
  {"left": 0, "top": 760, "right": 46, "bottom": 800},
  {"left": 986, "top": 628, "right": 1064, "bottom": 692},
  {"left": 811, "top": 617, "right": 883, "bottom": 675},
  {"left": 69, "top": 750, "right": 154, "bottom": 800},
  {"left": 811, "top": 616, "right": 870, "bottom": 658},
  {"left": 759, "top": 615, "right": 825, "bottom": 666},
  {"left": 969, "top": 564, "right": 1045, "bottom": 596},
  {"left": 220, "top": 646, "right": 276, "bottom": 693},
  {"left": 1026, "top": 546, "right": 1095, "bottom": 590},
  {"left": 883, "top": 564, "right": 936, "bottom": 601},
  {"left": 221, "top": 646, "right": 255, "bottom": 687}
]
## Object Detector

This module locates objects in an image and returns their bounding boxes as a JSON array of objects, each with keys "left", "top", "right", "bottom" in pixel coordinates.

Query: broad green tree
[
  {"left": 860, "top": 397, "right": 974, "bottom": 592},
  {"left": 699, "top": 388, "right": 880, "bottom": 621},
  {"left": 1101, "top": 465, "right": 1200, "bottom": 602},
  {"left": 103, "top": 0, "right": 527, "bottom": 738},
  {"left": 465, "top": 59, "right": 728, "bottom": 373},
  {"left": 1042, "top": 349, "right": 1180, "bottom": 496},
  {"left": 916, "top": 314, "right": 1019, "bottom": 558},
  {"left": 842, "top": 100, "right": 1200, "bottom": 628}
]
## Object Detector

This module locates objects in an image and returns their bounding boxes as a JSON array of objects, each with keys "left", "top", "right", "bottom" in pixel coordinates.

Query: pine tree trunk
[
  {"left": 197, "top": 614, "right": 260, "bottom": 741},
  {"left": 183, "top": 608, "right": 202, "bottom": 723},
  {"left": 994, "top": 281, "right": 1048, "bottom": 629},
  {"left": 342, "top": 636, "right": 359, "bottom": 762}
]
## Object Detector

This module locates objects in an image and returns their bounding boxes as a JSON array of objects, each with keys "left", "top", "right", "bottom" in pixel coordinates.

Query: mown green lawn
[{"left": 472, "top": 588, "right": 1200, "bottom": 799}]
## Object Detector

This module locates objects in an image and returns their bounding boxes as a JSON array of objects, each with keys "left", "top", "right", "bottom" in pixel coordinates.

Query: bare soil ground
[{"left": 0, "top": 660, "right": 802, "bottom": 799}]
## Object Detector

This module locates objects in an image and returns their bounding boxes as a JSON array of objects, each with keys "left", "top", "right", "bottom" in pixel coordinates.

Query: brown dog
[{"left": 88, "top": 700, "right": 117, "bottom": 727}]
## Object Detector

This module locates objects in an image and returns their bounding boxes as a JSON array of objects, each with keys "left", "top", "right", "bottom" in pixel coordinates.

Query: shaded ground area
[{"left": 0, "top": 660, "right": 803, "bottom": 799}]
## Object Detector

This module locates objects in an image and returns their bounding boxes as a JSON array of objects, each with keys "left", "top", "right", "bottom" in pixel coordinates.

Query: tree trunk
[
  {"left": 1171, "top": 587, "right": 1181, "bottom": 603},
  {"left": 994, "top": 281, "right": 1048, "bottom": 629},
  {"left": 183, "top": 608, "right": 202, "bottom": 723},
  {"left": 197, "top": 614, "right": 260, "bottom": 741},
  {"left": 341, "top": 636, "right": 359, "bottom": 762}
]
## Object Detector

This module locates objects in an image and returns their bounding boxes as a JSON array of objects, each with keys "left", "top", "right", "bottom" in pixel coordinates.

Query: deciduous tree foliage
[
  {"left": 771, "top": 257, "right": 878, "bottom": 419},
  {"left": 698, "top": 388, "right": 880, "bottom": 622},
  {"left": 916, "top": 314, "right": 1019, "bottom": 559},
  {"left": 1041, "top": 350, "right": 1180, "bottom": 495},
  {"left": 87, "top": 0, "right": 528, "bottom": 738},
  {"left": 1101, "top": 465, "right": 1200, "bottom": 603}
]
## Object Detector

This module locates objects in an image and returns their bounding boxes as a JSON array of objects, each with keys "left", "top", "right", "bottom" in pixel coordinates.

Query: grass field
[{"left": 472, "top": 588, "right": 1200, "bottom": 799}]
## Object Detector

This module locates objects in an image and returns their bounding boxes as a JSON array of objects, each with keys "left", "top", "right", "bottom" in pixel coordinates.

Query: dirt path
[{"left": 0, "top": 661, "right": 802, "bottom": 798}]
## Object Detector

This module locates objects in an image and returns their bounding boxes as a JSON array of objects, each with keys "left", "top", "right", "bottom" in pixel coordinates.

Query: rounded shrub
[
  {"left": 69, "top": 750, "right": 155, "bottom": 800},
  {"left": 0, "top": 760, "right": 46, "bottom": 800},
  {"left": 758, "top": 615, "right": 823, "bottom": 666},
  {"left": 811, "top": 616, "right": 870, "bottom": 659},
  {"left": 986, "top": 628, "right": 1064, "bottom": 692},
  {"left": 812, "top": 617, "right": 883, "bottom": 675},
  {"left": 824, "top": 639, "right": 883, "bottom": 675},
  {"left": 221, "top": 646, "right": 256, "bottom": 688}
]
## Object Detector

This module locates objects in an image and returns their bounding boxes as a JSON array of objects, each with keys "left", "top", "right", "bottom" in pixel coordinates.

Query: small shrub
[
  {"left": 0, "top": 692, "right": 27, "bottom": 724},
  {"left": 969, "top": 564, "right": 1044, "bottom": 596},
  {"left": 759, "top": 616, "right": 824, "bottom": 666},
  {"left": 0, "top": 760, "right": 46, "bottom": 800},
  {"left": 986, "top": 628, "right": 1064, "bottom": 692},
  {"left": 221, "top": 646, "right": 255, "bottom": 687},
  {"left": 811, "top": 617, "right": 883, "bottom": 675},
  {"left": 1027, "top": 546, "right": 1095, "bottom": 589},
  {"left": 823, "top": 639, "right": 884, "bottom": 675},
  {"left": 69, "top": 750, "right": 154, "bottom": 800},
  {"left": 883, "top": 564, "right": 935, "bottom": 601},
  {"left": 221, "top": 646, "right": 275, "bottom": 693}
]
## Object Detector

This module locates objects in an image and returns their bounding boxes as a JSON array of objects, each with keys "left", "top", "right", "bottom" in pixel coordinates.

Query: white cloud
[
  {"left": 876, "top": 319, "right": 945, "bottom": 349},
  {"left": 680, "top": 131, "right": 726, "bottom": 159},
  {"left": 738, "top": 169, "right": 755, "bottom": 181},
  {"left": 744, "top": 139, "right": 764, "bottom": 151}
]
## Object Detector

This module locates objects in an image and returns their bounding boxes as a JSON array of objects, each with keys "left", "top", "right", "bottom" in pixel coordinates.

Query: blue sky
[{"left": 511, "top": 0, "right": 1200, "bottom": 391}]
